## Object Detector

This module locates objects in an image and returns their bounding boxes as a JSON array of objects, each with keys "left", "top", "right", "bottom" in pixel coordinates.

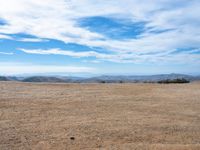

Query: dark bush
[
  {"left": 100, "top": 80, "right": 106, "bottom": 83},
  {"left": 158, "top": 78, "right": 190, "bottom": 84}
]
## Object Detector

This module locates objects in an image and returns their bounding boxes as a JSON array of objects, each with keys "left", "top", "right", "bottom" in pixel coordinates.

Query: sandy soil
[{"left": 0, "top": 82, "right": 200, "bottom": 150}]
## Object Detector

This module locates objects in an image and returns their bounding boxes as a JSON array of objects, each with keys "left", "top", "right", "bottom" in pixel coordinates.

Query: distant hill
[
  {"left": 22, "top": 76, "right": 68, "bottom": 83},
  {"left": 0, "top": 76, "right": 10, "bottom": 81},
  {"left": 0, "top": 76, "right": 25, "bottom": 81},
  {"left": 0, "top": 74, "right": 200, "bottom": 83},
  {"left": 82, "top": 74, "right": 200, "bottom": 83}
]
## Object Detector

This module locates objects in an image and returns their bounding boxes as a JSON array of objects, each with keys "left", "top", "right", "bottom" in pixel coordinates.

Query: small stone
[{"left": 70, "top": 137, "right": 75, "bottom": 140}]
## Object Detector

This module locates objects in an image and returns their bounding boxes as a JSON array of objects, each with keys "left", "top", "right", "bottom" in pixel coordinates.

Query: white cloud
[
  {"left": 0, "top": 51, "right": 14, "bottom": 55},
  {"left": 0, "top": 0, "right": 200, "bottom": 63},
  {"left": 0, "top": 34, "right": 12, "bottom": 40},
  {"left": 0, "top": 0, "right": 103, "bottom": 42},
  {"left": 18, "top": 38, "right": 47, "bottom": 42},
  {"left": 19, "top": 48, "right": 115, "bottom": 59},
  {"left": 19, "top": 48, "right": 200, "bottom": 64}
]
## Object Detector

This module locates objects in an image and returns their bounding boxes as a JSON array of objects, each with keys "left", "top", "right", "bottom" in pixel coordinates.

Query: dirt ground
[{"left": 0, "top": 82, "right": 200, "bottom": 150}]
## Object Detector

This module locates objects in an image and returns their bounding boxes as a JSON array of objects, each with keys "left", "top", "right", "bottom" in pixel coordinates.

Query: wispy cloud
[
  {"left": 19, "top": 48, "right": 200, "bottom": 64},
  {"left": 0, "top": 34, "right": 13, "bottom": 40},
  {"left": 17, "top": 38, "right": 47, "bottom": 42},
  {"left": 19, "top": 48, "right": 115, "bottom": 59},
  {"left": 0, "top": 51, "right": 14, "bottom": 55},
  {"left": 0, "top": 0, "right": 200, "bottom": 70}
]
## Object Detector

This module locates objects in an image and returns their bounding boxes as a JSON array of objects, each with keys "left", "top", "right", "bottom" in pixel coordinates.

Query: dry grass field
[{"left": 0, "top": 82, "right": 200, "bottom": 150}]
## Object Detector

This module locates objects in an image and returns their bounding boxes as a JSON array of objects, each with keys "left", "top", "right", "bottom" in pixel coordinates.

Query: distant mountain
[{"left": 0, "top": 74, "right": 200, "bottom": 83}]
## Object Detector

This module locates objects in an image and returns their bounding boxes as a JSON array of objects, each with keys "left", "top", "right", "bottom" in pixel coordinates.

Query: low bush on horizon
[{"left": 158, "top": 78, "right": 190, "bottom": 84}]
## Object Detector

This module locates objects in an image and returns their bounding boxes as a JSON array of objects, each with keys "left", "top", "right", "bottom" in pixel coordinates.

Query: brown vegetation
[{"left": 0, "top": 82, "right": 200, "bottom": 150}]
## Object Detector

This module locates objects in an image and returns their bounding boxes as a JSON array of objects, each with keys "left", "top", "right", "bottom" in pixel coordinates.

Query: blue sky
[{"left": 0, "top": 0, "right": 200, "bottom": 76}]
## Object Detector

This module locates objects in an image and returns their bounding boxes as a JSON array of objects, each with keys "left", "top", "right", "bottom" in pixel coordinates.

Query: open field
[{"left": 0, "top": 82, "right": 200, "bottom": 150}]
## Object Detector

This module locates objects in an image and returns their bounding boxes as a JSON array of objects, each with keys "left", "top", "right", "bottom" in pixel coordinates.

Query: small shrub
[
  {"left": 158, "top": 78, "right": 190, "bottom": 84},
  {"left": 100, "top": 80, "right": 106, "bottom": 83}
]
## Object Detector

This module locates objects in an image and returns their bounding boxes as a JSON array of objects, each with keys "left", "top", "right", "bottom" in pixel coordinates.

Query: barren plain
[{"left": 0, "top": 82, "right": 200, "bottom": 150}]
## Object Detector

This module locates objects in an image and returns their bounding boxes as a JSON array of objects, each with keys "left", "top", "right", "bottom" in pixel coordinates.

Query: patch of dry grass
[{"left": 0, "top": 82, "right": 200, "bottom": 149}]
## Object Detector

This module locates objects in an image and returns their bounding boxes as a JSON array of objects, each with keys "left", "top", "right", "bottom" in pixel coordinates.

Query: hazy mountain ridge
[
  {"left": 0, "top": 76, "right": 10, "bottom": 81},
  {"left": 0, "top": 74, "right": 200, "bottom": 83},
  {"left": 81, "top": 74, "right": 200, "bottom": 83},
  {"left": 22, "top": 76, "right": 69, "bottom": 83}
]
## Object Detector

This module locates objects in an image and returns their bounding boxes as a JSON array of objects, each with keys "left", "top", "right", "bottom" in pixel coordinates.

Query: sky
[{"left": 0, "top": 0, "right": 200, "bottom": 76}]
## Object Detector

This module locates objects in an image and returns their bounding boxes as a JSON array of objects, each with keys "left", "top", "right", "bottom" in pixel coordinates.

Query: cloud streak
[
  {"left": 0, "top": 34, "right": 13, "bottom": 40},
  {"left": 0, "top": 51, "right": 14, "bottom": 55},
  {"left": 19, "top": 48, "right": 200, "bottom": 64},
  {"left": 19, "top": 48, "right": 115, "bottom": 59},
  {"left": 17, "top": 38, "right": 47, "bottom": 42}
]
